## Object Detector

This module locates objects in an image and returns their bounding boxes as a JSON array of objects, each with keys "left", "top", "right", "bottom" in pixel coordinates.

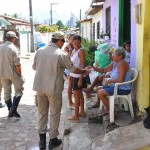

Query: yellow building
[{"left": 136, "top": 0, "right": 150, "bottom": 112}]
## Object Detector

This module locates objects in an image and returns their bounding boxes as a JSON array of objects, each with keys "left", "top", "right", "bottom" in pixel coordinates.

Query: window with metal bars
[
  {"left": 93, "top": 23, "right": 95, "bottom": 40},
  {"left": 97, "top": 21, "right": 100, "bottom": 39},
  {"left": 106, "top": 6, "right": 111, "bottom": 38}
]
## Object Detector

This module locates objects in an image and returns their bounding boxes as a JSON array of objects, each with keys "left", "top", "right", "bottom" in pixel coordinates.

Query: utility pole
[
  {"left": 50, "top": 3, "right": 59, "bottom": 25},
  {"left": 29, "top": 0, "right": 34, "bottom": 52},
  {"left": 80, "top": 9, "right": 82, "bottom": 20},
  {"left": 50, "top": 3, "right": 52, "bottom": 25}
]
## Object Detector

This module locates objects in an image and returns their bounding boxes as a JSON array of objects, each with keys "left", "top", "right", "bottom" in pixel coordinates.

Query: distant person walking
[
  {"left": 32, "top": 31, "right": 90, "bottom": 150},
  {"left": 0, "top": 31, "right": 24, "bottom": 117}
]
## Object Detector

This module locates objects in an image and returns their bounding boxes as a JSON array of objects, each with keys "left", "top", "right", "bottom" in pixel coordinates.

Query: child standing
[{"left": 123, "top": 40, "right": 131, "bottom": 64}]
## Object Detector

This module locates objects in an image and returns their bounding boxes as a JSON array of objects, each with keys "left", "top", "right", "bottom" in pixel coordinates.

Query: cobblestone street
[{"left": 0, "top": 55, "right": 66, "bottom": 150}]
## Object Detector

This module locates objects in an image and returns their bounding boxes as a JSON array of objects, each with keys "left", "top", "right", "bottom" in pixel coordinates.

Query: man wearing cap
[
  {"left": 0, "top": 31, "right": 24, "bottom": 117},
  {"left": 32, "top": 31, "right": 90, "bottom": 149}
]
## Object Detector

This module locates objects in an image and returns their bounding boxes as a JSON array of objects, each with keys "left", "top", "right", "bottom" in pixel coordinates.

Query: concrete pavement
[{"left": 0, "top": 54, "right": 150, "bottom": 150}]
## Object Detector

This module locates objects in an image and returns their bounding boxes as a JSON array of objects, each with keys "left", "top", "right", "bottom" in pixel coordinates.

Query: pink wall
[
  {"left": 102, "top": 0, "right": 119, "bottom": 47},
  {"left": 130, "top": 0, "right": 137, "bottom": 67},
  {"left": 102, "top": 0, "right": 137, "bottom": 67}
]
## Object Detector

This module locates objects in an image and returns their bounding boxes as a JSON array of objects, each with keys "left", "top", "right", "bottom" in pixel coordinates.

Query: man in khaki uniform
[
  {"left": 0, "top": 31, "right": 24, "bottom": 117},
  {"left": 33, "top": 31, "right": 89, "bottom": 149},
  {"left": 0, "top": 41, "right": 5, "bottom": 108}
]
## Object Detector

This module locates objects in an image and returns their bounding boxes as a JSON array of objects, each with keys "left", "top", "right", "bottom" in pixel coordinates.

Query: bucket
[{"left": 38, "top": 43, "right": 46, "bottom": 48}]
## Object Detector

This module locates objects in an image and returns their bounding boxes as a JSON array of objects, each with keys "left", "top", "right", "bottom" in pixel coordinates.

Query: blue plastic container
[{"left": 38, "top": 43, "right": 46, "bottom": 48}]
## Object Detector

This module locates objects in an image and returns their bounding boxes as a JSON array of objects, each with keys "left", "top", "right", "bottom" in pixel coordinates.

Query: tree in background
[
  {"left": 76, "top": 22, "right": 80, "bottom": 28},
  {"left": 56, "top": 20, "right": 64, "bottom": 30},
  {"left": 12, "top": 13, "right": 19, "bottom": 19},
  {"left": 38, "top": 24, "right": 58, "bottom": 33}
]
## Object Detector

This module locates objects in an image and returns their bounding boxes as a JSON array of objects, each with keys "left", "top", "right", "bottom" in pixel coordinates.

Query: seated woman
[
  {"left": 89, "top": 47, "right": 132, "bottom": 116},
  {"left": 83, "top": 50, "right": 114, "bottom": 96}
]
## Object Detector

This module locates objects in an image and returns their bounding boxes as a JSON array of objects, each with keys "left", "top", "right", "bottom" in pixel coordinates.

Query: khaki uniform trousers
[
  {"left": 1, "top": 77, "right": 24, "bottom": 101},
  {"left": 37, "top": 92, "right": 62, "bottom": 139}
]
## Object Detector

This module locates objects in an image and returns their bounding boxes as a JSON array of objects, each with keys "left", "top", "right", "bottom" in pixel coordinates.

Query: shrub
[{"left": 82, "top": 38, "right": 100, "bottom": 66}]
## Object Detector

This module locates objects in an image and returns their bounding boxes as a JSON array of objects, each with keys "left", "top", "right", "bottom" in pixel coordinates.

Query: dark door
[{"left": 119, "top": 0, "right": 131, "bottom": 46}]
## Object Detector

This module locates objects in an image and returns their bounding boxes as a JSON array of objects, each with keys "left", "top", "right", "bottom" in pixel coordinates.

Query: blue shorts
[{"left": 102, "top": 85, "right": 131, "bottom": 96}]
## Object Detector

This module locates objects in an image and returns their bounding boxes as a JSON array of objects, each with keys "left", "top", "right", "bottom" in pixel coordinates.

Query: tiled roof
[{"left": 0, "top": 15, "right": 30, "bottom": 26}]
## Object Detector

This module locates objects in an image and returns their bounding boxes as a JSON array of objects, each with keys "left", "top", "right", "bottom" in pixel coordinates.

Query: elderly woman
[{"left": 91, "top": 46, "right": 132, "bottom": 116}]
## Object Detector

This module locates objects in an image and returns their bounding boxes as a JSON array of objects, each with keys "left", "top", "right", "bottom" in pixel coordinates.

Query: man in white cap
[
  {"left": 0, "top": 31, "right": 24, "bottom": 117},
  {"left": 32, "top": 31, "right": 90, "bottom": 149}
]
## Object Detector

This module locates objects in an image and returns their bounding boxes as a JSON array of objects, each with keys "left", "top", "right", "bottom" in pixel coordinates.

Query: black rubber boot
[
  {"left": 5, "top": 98, "right": 12, "bottom": 110},
  {"left": 39, "top": 134, "right": 46, "bottom": 149},
  {"left": 5, "top": 99, "right": 13, "bottom": 117},
  {"left": 9, "top": 96, "right": 22, "bottom": 118},
  {"left": 49, "top": 137, "right": 62, "bottom": 149}
]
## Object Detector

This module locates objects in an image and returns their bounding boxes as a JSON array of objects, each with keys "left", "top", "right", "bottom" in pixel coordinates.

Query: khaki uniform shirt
[
  {"left": 33, "top": 43, "right": 76, "bottom": 94},
  {"left": 0, "top": 41, "right": 21, "bottom": 78}
]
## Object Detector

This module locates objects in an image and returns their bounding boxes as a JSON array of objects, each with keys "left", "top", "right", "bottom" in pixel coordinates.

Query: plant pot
[{"left": 104, "top": 36, "right": 109, "bottom": 40}]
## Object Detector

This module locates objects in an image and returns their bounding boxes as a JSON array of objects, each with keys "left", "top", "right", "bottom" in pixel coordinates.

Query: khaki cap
[
  {"left": 6, "top": 31, "right": 18, "bottom": 39},
  {"left": 52, "top": 31, "right": 65, "bottom": 40}
]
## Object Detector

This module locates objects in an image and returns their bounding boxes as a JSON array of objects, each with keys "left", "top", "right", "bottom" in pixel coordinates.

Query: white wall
[
  {"left": 81, "top": 21, "right": 92, "bottom": 41},
  {"left": 16, "top": 25, "right": 30, "bottom": 31},
  {"left": 92, "top": 10, "right": 103, "bottom": 42}
]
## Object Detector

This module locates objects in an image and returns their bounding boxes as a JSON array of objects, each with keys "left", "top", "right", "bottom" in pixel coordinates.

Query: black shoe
[
  {"left": 8, "top": 111, "right": 14, "bottom": 117},
  {"left": 39, "top": 134, "right": 46, "bottom": 149},
  {"left": 49, "top": 137, "right": 62, "bottom": 149},
  {"left": 8, "top": 111, "right": 21, "bottom": 118}
]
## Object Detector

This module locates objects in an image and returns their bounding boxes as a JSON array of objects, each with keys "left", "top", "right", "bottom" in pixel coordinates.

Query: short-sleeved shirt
[
  {"left": 0, "top": 41, "right": 21, "bottom": 78},
  {"left": 32, "top": 42, "right": 76, "bottom": 94},
  {"left": 125, "top": 51, "right": 130, "bottom": 64}
]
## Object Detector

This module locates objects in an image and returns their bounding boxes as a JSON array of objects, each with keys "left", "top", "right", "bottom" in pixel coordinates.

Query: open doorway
[{"left": 119, "top": 0, "right": 131, "bottom": 46}]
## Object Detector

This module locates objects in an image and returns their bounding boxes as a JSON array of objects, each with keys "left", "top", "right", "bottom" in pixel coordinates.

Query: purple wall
[
  {"left": 103, "top": 0, "right": 119, "bottom": 47},
  {"left": 130, "top": 0, "right": 137, "bottom": 67},
  {"left": 103, "top": 0, "right": 137, "bottom": 67}
]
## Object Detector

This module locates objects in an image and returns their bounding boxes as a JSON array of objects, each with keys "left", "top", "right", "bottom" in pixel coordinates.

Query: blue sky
[{"left": 0, "top": 0, "right": 91, "bottom": 24}]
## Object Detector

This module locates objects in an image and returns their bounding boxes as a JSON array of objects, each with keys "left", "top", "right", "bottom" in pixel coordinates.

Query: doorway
[{"left": 119, "top": 0, "right": 131, "bottom": 46}]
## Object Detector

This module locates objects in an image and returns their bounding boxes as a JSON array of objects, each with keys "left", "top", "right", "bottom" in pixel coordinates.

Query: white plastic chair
[{"left": 100, "top": 68, "right": 138, "bottom": 123}]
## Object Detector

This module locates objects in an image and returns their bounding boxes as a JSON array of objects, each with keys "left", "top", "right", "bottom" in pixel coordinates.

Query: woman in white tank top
[{"left": 68, "top": 35, "right": 87, "bottom": 120}]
